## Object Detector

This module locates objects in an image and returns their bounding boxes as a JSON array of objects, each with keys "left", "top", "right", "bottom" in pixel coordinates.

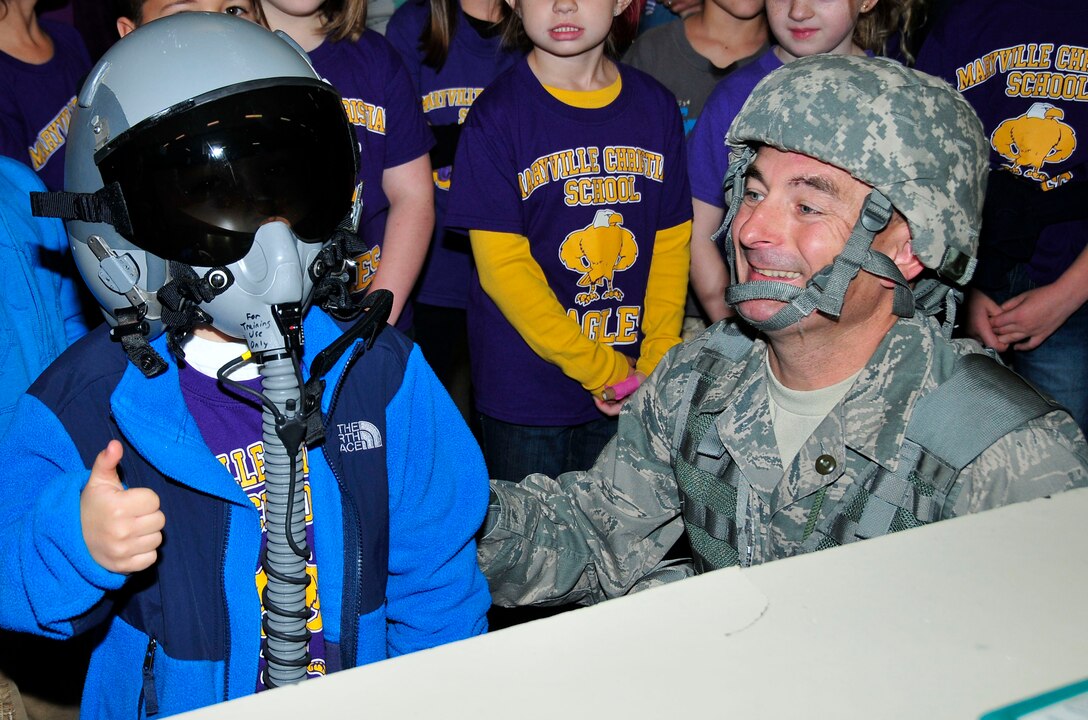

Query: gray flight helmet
[{"left": 63, "top": 12, "right": 358, "bottom": 345}]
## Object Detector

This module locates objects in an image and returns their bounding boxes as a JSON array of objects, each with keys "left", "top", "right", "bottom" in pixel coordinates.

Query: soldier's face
[{"left": 730, "top": 146, "right": 894, "bottom": 326}]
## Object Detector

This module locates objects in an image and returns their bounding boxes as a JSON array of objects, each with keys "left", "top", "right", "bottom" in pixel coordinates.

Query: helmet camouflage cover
[{"left": 725, "top": 54, "right": 988, "bottom": 285}]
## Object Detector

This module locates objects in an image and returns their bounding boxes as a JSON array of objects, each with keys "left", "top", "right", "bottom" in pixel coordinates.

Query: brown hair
[
  {"left": 420, "top": 0, "right": 457, "bottom": 69},
  {"left": 315, "top": 0, "right": 368, "bottom": 42},
  {"left": 854, "top": 0, "right": 926, "bottom": 64}
]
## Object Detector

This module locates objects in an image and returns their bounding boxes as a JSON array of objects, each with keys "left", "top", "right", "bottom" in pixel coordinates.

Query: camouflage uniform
[
  {"left": 479, "top": 314, "right": 1088, "bottom": 606},
  {"left": 478, "top": 56, "right": 1088, "bottom": 606}
]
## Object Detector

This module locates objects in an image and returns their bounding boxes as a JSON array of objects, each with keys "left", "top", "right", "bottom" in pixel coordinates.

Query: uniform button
[{"left": 814, "top": 454, "right": 837, "bottom": 475}]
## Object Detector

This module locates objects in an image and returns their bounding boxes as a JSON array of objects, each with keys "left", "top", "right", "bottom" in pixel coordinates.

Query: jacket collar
[{"left": 109, "top": 310, "right": 348, "bottom": 505}]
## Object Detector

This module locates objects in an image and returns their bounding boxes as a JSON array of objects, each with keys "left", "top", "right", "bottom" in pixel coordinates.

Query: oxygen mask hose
[
  {"left": 259, "top": 347, "right": 311, "bottom": 688},
  {"left": 219, "top": 302, "right": 313, "bottom": 688}
]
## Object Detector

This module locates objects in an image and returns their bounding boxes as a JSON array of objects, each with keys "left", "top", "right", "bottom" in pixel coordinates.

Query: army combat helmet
[{"left": 716, "top": 54, "right": 989, "bottom": 333}]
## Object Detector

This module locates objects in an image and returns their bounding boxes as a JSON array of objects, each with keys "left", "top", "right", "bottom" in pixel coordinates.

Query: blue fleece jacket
[
  {"left": 0, "top": 156, "right": 88, "bottom": 435},
  {"left": 0, "top": 310, "right": 490, "bottom": 718}
]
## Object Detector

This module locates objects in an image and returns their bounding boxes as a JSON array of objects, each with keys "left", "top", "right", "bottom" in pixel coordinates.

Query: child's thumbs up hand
[{"left": 81, "top": 440, "right": 165, "bottom": 574}]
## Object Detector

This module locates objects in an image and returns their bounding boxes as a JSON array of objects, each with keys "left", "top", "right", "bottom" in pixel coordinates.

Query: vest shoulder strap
[
  {"left": 671, "top": 322, "right": 756, "bottom": 451},
  {"left": 905, "top": 352, "right": 1063, "bottom": 472}
]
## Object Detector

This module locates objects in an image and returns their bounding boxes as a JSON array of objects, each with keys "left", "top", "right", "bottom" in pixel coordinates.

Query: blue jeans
[
  {"left": 990, "top": 264, "right": 1088, "bottom": 433},
  {"left": 478, "top": 414, "right": 618, "bottom": 482}
]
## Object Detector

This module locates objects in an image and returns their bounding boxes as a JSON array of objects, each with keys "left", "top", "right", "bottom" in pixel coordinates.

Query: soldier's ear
[
  {"left": 893, "top": 242, "right": 925, "bottom": 282},
  {"left": 876, "top": 216, "right": 924, "bottom": 284}
]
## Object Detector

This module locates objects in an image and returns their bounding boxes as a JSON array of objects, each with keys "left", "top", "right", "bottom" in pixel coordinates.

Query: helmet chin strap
[{"left": 722, "top": 181, "right": 916, "bottom": 332}]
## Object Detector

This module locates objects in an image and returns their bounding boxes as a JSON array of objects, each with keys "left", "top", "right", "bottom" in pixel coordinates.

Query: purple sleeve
[
  {"left": 445, "top": 97, "right": 523, "bottom": 234},
  {"left": 659, "top": 98, "right": 694, "bottom": 229},
  {"left": 385, "top": 5, "right": 423, "bottom": 96},
  {"left": 686, "top": 84, "right": 735, "bottom": 209},
  {"left": 379, "top": 37, "right": 434, "bottom": 169}
]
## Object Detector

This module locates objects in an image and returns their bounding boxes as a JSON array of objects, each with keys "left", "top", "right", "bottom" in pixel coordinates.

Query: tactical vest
[{"left": 673, "top": 324, "right": 1061, "bottom": 572}]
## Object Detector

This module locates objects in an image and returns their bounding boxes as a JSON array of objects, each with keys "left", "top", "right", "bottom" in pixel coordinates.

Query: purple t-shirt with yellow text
[
  {"left": 446, "top": 60, "right": 691, "bottom": 425},
  {"left": 309, "top": 31, "right": 434, "bottom": 327},
  {"left": 0, "top": 19, "right": 91, "bottom": 191}
]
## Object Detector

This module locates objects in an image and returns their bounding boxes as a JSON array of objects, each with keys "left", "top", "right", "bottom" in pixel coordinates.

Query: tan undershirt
[{"left": 766, "top": 355, "right": 861, "bottom": 468}]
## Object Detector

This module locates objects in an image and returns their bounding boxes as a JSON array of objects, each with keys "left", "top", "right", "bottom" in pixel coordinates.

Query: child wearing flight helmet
[{"left": 0, "top": 14, "right": 488, "bottom": 719}]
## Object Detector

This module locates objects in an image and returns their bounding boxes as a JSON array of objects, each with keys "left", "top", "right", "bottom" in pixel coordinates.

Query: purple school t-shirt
[
  {"left": 308, "top": 31, "right": 435, "bottom": 327},
  {"left": 0, "top": 19, "right": 91, "bottom": 191},
  {"left": 386, "top": 0, "right": 522, "bottom": 310},
  {"left": 178, "top": 365, "right": 328, "bottom": 689},
  {"left": 916, "top": 0, "right": 1088, "bottom": 286},
  {"left": 446, "top": 60, "right": 691, "bottom": 425},
  {"left": 686, "top": 47, "right": 781, "bottom": 209}
]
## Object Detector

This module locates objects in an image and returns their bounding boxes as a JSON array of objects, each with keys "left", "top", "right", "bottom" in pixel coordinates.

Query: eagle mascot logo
[{"left": 559, "top": 209, "right": 638, "bottom": 307}]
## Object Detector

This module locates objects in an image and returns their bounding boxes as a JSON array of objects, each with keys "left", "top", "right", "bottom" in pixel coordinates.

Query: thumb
[{"left": 88, "top": 440, "right": 125, "bottom": 489}]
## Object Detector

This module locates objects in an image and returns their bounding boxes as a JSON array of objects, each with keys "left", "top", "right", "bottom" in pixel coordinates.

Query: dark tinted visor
[{"left": 96, "top": 78, "right": 358, "bottom": 267}]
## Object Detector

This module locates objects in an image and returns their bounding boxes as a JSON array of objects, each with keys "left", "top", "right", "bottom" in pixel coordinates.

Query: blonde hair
[{"left": 854, "top": 0, "right": 927, "bottom": 64}]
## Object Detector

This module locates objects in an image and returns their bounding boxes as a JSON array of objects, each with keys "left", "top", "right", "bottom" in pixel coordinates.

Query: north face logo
[{"left": 337, "top": 420, "right": 383, "bottom": 453}]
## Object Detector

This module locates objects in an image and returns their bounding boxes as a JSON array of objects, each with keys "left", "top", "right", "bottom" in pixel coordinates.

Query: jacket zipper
[
  {"left": 140, "top": 637, "right": 158, "bottom": 717},
  {"left": 322, "top": 341, "right": 365, "bottom": 668},
  {"left": 220, "top": 505, "right": 232, "bottom": 702}
]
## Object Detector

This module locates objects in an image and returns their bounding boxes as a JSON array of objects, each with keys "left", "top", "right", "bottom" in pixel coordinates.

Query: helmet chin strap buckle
[
  {"left": 269, "top": 302, "right": 305, "bottom": 360},
  {"left": 110, "top": 306, "right": 168, "bottom": 378},
  {"left": 861, "top": 190, "right": 894, "bottom": 232},
  {"left": 158, "top": 262, "right": 232, "bottom": 361}
]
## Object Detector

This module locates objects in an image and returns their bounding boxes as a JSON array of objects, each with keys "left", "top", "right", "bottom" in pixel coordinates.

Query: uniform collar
[{"left": 699, "top": 316, "right": 937, "bottom": 501}]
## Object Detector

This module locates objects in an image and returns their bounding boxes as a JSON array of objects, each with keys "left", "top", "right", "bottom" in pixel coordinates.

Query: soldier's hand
[{"left": 80, "top": 440, "right": 165, "bottom": 574}]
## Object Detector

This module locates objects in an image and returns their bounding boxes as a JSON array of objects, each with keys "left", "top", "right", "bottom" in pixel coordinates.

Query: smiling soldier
[{"left": 477, "top": 54, "right": 1088, "bottom": 606}]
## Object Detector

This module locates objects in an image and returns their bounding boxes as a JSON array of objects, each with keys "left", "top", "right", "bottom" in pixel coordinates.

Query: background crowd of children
[{"left": 1, "top": 0, "right": 1085, "bottom": 715}]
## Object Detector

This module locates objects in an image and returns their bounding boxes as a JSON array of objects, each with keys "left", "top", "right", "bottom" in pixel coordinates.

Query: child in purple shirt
[
  {"left": 0, "top": 2, "right": 91, "bottom": 191},
  {"left": 261, "top": 0, "right": 436, "bottom": 330}
]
